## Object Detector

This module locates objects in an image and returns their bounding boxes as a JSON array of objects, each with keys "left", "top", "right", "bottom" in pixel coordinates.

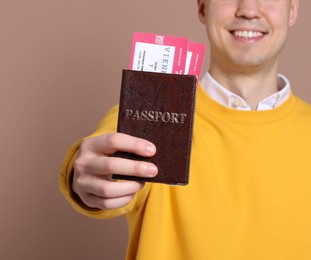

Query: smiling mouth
[{"left": 231, "top": 30, "right": 265, "bottom": 39}]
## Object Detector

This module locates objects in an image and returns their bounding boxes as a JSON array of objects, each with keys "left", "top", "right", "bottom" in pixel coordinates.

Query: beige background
[{"left": 0, "top": 0, "right": 310, "bottom": 259}]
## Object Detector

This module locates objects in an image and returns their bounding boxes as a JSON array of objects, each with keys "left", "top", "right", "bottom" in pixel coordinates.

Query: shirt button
[{"left": 232, "top": 99, "right": 241, "bottom": 108}]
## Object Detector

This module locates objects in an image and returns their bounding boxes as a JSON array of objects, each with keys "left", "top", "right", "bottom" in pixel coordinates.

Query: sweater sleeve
[{"left": 58, "top": 105, "right": 137, "bottom": 219}]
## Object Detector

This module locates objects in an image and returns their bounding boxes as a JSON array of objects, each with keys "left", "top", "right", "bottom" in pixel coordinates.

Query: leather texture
[{"left": 113, "top": 70, "right": 197, "bottom": 185}]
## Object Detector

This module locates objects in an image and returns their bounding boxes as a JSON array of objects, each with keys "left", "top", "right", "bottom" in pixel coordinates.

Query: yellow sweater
[{"left": 60, "top": 84, "right": 311, "bottom": 260}]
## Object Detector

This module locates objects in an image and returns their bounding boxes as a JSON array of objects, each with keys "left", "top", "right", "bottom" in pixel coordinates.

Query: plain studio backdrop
[{"left": 1, "top": 1, "right": 310, "bottom": 259}]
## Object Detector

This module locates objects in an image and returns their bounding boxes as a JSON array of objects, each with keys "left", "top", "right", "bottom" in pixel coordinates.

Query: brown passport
[{"left": 113, "top": 70, "right": 197, "bottom": 185}]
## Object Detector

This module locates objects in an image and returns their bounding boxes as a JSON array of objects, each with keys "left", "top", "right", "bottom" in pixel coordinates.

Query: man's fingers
[
  {"left": 75, "top": 155, "right": 158, "bottom": 178},
  {"left": 85, "top": 133, "right": 156, "bottom": 157},
  {"left": 74, "top": 177, "right": 144, "bottom": 210},
  {"left": 72, "top": 132, "right": 157, "bottom": 209},
  {"left": 81, "top": 177, "right": 144, "bottom": 199},
  {"left": 84, "top": 193, "right": 137, "bottom": 210}
]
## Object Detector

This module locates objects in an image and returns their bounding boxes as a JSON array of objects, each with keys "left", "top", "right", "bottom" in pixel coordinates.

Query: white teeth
[{"left": 234, "top": 31, "right": 263, "bottom": 39}]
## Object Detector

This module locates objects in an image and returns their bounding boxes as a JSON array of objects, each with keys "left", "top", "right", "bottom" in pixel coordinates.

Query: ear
[
  {"left": 197, "top": 0, "right": 206, "bottom": 24},
  {"left": 289, "top": 0, "right": 299, "bottom": 27}
]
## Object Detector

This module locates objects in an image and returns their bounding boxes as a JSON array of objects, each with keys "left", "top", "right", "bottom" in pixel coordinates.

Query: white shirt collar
[{"left": 200, "top": 72, "right": 291, "bottom": 111}]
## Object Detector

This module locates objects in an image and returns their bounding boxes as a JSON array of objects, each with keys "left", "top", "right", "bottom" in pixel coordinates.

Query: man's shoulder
[
  {"left": 292, "top": 95, "right": 311, "bottom": 121},
  {"left": 294, "top": 95, "right": 311, "bottom": 111}
]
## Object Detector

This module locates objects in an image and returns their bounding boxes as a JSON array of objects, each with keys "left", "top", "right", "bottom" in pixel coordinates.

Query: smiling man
[
  {"left": 200, "top": 0, "right": 299, "bottom": 110},
  {"left": 60, "top": 1, "right": 311, "bottom": 259}
]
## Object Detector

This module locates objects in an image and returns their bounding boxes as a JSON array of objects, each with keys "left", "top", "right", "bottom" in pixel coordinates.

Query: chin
[{"left": 230, "top": 55, "right": 266, "bottom": 69}]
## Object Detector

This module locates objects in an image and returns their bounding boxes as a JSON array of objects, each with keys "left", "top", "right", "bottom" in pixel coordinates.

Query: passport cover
[{"left": 113, "top": 70, "right": 197, "bottom": 185}]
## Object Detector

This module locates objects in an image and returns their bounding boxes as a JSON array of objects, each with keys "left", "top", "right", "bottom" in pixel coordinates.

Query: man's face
[{"left": 198, "top": 0, "right": 299, "bottom": 72}]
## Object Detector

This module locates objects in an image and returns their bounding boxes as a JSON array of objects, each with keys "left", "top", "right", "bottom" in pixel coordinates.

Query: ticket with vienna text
[
  {"left": 130, "top": 32, "right": 189, "bottom": 75},
  {"left": 130, "top": 32, "right": 205, "bottom": 78}
]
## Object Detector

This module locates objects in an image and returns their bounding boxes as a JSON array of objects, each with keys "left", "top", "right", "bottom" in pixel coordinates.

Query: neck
[{"left": 209, "top": 63, "right": 280, "bottom": 110}]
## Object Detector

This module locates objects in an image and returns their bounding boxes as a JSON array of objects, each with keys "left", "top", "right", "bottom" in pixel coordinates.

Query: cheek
[
  {"left": 264, "top": 4, "right": 291, "bottom": 31},
  {"left": 268, "top": 15, "right": 290, "bottom": 40},
  {"left": 204, "top": 9, "right": 226, "bottom": 35},
  {"left": 205, "top": 19, "right": 220, "bottom": 46},
  {"left": 206, "top": 4, "right": 236, "bottom": 32},
  {"left": 264, "top": 10, "right": 290, "bottom": 51}
]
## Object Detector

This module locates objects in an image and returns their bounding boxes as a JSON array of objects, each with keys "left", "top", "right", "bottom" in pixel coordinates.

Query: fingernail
[
  {"left": 145, "top": 143, "right": 156, "bottom": 155},
  {"left": 146, "top": 164, "right": 157, "bottom": 177}
]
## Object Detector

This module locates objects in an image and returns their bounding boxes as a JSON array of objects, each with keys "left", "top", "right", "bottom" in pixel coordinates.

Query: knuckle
[
  {"left": 74, "top": 173, "right": 85, "bottom": 187},
  {"left": 100, "top": 196, "right": 134, "bottom": 210},
  {"left": 105, "top": 133, "right": 119, "bottom": 148},
  {"left": 99, "top": 199, "right": 113, "bottom": 210},
  {"left": 103, "top": 158, "right": 116, "bottom": 173},
  {"left": 98, "top": 182, "right": 114, "bottom": 198},
  {"left": 74, "top": 158, "right": 87, "bottom": 174},
  {"left": 72, "top": 174, "right": 87, "bottom": 196},
  {"left": 79, "top": 138, "right": 91, "bottom": 152},
  {"left": 82, "top": 195, "right": 96, "bottom": 208},
  {"left": 134, "top": 162, "right": 145, "bottom": 176}
]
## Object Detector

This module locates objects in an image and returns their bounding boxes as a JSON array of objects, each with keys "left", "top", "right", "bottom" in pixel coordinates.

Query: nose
[{"left": 235, "top": 0, "right": 262, "bottom": 20}]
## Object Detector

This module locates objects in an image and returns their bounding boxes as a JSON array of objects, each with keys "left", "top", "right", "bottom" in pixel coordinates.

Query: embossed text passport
[{"left": 112, "top": 70, "right": 197, "bottom": 185}]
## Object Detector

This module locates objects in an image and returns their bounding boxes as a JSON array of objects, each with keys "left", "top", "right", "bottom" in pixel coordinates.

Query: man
[{"left": 60, "top": 0, "right": 311, "bottom": 259}]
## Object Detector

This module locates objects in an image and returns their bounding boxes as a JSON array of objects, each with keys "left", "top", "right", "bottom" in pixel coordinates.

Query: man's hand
[{"left": 72, "top": 133, "right": 157, "bottom": 210}]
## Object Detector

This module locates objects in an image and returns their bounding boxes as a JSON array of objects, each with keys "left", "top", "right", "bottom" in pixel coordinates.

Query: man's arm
[{"left": 59, "top": 105, "right": 158, "bottom": 218}]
